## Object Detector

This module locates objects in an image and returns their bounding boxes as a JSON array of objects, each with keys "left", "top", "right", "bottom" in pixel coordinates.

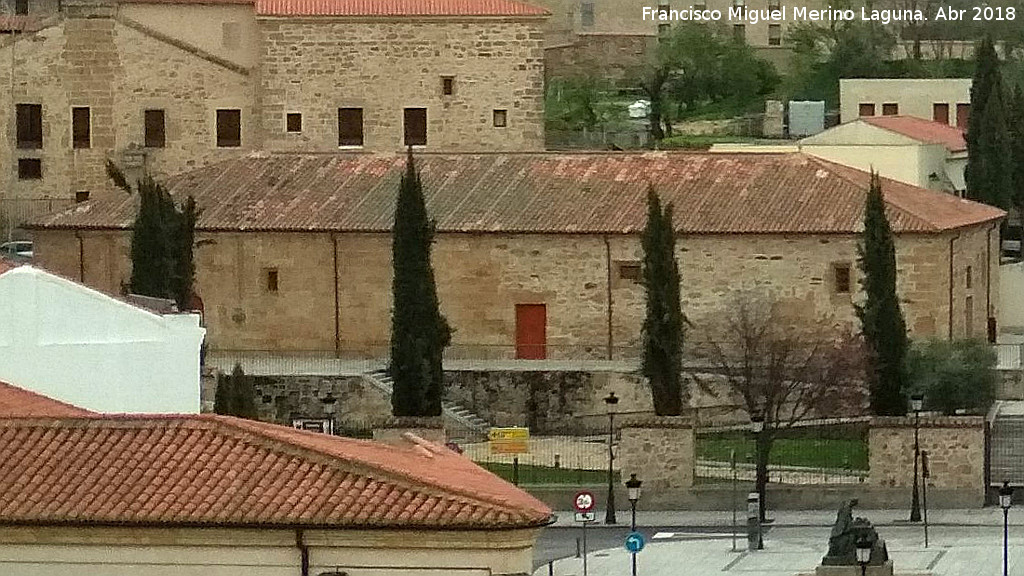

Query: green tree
[
  {"left": 641, "top": 187, "right": 685, "bottom": 416},
  {"left": 1009, "top": 85, "right": 1024, "bottom": 253},
  {"left": 856, "top": 172, "right": 909, "bottom": 416},
  {"left": 389, "top": 149, "right": 451, "bottom": 417},
  {"left": 906, "top": 338, "right": 997, "bottom": 415},
  {"left": 214, "top": 363, "right": 257, "bottom": 419},
  {"left": 966, "top": 36, "right": 1012, "bottom": 208}
]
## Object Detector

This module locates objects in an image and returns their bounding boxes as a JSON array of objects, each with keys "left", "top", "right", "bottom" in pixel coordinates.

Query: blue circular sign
[{"left": 625, "top": 531, "right": 646, "bottom": 553}]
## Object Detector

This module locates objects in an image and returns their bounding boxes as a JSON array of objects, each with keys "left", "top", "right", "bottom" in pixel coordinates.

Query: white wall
[
  {"left": 839, "top": 78, "right": 971, "bottom": 125},
  {"left": 0, "top": 267, "right": 205, "bottom": 413},
  {"left": 1000, "top": 262, "right": 1024, "bottom": 331}
]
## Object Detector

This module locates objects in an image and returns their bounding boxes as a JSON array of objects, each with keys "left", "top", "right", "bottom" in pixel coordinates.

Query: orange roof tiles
[
  {"left": 255, "top": 0, "right": 548, "bottom": 16},
  {"left": 26, "top": 152, "right": 1003, "bottom": 235},
  {"left": 862, "top": 115, "right": 967, "bottom": 153},
  {"left": 0, "top": 381, "right": 93, "bottom": 417},
  {"left": 0, "top": 413, "right": 552, "bottom": 529}
]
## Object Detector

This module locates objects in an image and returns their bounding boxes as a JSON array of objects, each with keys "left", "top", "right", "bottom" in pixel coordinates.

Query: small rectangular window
[
  {"left": 768, "top": 24, "right": 782, "bottom": 46},
  {"left": 858, "top": 103, "right": 876, "bottom": 117},
  {"left": 618, "top": 262, "right": 642, "bottom": 283},
  {"left": 17, "top": 158, "right": 41, "bottom": 180},
  {"left": 733, "top": 24, "right": 745, "bottom": 42},
  {"left": 768, "top": 0, "right": 780, "bottom": 11},
  {"left": 882, "top": 103, "right": 899, "bottom": 116},
  {"left": 581, "top": 2, "right": 594, "bottom": 27},
  {"left": 833, "top": 264, "right": 851, "bottom": 294},
  {"left": 933, "top": 103, "right": 950, "bottom": 125},
  {"left": 404, "top": 107, "right": 427, "bottom": 146},
  {"left": 216, "top": 109, "right": 241, "bottom": 147},
  {"left": 493, "top": 109, "right": 507, "bottom": 128},
  {"left": 966, "top": 265, "right": 973, "bottom": 289},
  {"left": 72, "top": 106, "right": 90, "bottom": 149},
  {"left": 441, "top": 77, "right": 454, "bottom": 96},
  {"left": 265, "top": 268, "right": 279, "bottom": 292},
  {"left": 338, "top": 107, "right": 364, "bottom": 147},
  {"left": 693, "top": 2, "right": 706, "bottom": 9},
  {"left": 75, "top": 190, "right": 90, "bottom": 203},
  {"left": 658, "top": 23, "right": 671, "bottom": 35},
  {"left": 15, "top": 103, "right": 42, "bottom": 149},
  {"left": 144, "top": 109, "right": 165, "bottom": 148},
  {"left": 221, "top": 22, "right": 240, "bottom": 50},
  {"left": 286, "top": 112, "right": 302, "bottom": 133},
  {"left": 965, "top": 295, "right": 974, "bottom": 336},
  {"left": 956, "top": 103, "right": 970, "bottom": 128},
  {"left": 14, "top": 0, "right": 28, "bottom": 15}
]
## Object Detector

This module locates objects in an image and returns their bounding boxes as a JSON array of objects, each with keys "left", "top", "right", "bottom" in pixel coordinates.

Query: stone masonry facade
[
  {"left": 617, "top": 417, "right": 696, "bottom": 498},
  {"left": 868, "top": 416, "right": 984, "bottom": 495},
  {"left": 31, "top": 223, "right": 998, "bottom": 353}
]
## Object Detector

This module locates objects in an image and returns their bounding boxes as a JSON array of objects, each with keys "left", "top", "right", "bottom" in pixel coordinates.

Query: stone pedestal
[
  {"left": 618, "top": 416, "right": 695, "bottom": 500},
  {"left": 815, "top": 561, "right": 894, "bottom": 576},
  {"left": 372, "top": 416, "right": 446, "bottom": 446}
]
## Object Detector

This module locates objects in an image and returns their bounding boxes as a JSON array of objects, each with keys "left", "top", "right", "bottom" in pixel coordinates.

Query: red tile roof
[
  {"left": 0, "top": 381, "right": 93, "bottom": 418},
  {"left": 26, "top": 152, "right": 1003, "bottom": 235},
  {"left": 0, "top": 413, "right": 552, "bottom": 529},
  {"left": 0, "top": 257, "right": 19, "bottom": 274},
  {"left": 0, "top": 15, "right": 45, "bottom": 32},
  {"left": 255, "top": 0, "right": 549, "bottom": 16},
  {"left": 862, "top": 115, "right": 967, "bottom": 153}
]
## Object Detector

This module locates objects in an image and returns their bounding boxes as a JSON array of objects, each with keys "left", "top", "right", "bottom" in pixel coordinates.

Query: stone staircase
[{"left": 363, "top": 369, "right": 490, "bottom": 442}]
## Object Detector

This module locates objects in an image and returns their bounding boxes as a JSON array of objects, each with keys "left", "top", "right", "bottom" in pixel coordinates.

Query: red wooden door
[{"left": 515, "top": 304, "right": 546, "bottom": 360}]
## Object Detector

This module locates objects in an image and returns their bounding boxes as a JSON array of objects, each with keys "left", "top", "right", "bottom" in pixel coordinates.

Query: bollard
[{"left": 747, "top": 492, "right": 762, "bottom": 551}]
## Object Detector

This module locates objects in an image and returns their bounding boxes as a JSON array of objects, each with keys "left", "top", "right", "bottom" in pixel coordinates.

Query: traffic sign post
[{"left": 574, "top": 491, "right": 596, "bottom": 576}]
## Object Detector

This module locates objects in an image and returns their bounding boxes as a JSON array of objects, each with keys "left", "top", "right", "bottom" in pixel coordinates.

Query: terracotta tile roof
[
  {"left": 0, "top": 382, "right": 94, "bottom": 417},
  {"left": 0, "top": 414, "right": 552, "bottom": 529},
  {"left": 0, "top": 257, "right": 19, "bottom": 274},
  {"left": 862, "top": 115, "right": 967, "bottom": 153},
  {"left": 26, "top": 152, "right": 1003, "bottom": 235},
  {"left": 0, "top": 15, "right": 45, "bottom": 32},
  {"left": 255, "top": 0, "right": 549, "bottom": 16}
]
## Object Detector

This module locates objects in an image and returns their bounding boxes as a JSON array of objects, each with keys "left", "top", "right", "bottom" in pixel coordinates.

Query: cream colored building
[
  {"left": 839, "top": 78, "right": 972, "bottom": 127},
  {"left": 0, "top": 0, "right": 547, "bottom": 216}
]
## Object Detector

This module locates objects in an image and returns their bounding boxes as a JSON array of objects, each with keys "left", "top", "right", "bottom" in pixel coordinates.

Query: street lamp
[
  {"left": 320, "top": 390, "right": 337, "bottom": 435},
  {"left": 855, "top": 535, "right": 871, "bottom": 576},
  {"left": 604, "top": 391, "right": 619, "bottom": 525},
  {"left": 751, "top": 413, "right": 766, "bottom": 523},
  {"left": 625, "top": 473, "right": 643, "bottom": 576},
  {"left": 1001, "top": 480, "right": 1014, "bottom": 576},
  {"left": 910, "top": 393, "right": 924, "bottom": 522}
]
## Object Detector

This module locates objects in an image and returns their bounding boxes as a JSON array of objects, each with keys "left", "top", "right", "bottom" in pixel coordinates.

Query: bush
[{"left": 905, "top": 338, "right": 997, "bottom": 415}]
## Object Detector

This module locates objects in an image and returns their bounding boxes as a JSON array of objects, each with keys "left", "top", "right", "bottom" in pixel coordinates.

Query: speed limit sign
[{"left": 574, "top": 490, "right": 595, "bottom": 513}]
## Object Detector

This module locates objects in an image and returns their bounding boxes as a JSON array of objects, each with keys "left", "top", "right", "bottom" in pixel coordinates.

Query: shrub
[{"left": 905, "top": 338, "right": 997, "bottom": 415}]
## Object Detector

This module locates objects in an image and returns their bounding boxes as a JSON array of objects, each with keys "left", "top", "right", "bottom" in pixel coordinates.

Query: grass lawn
[
  {"left": 697, "top": 433, "right": 868, "bottom": 470},
  {"left": 479, "top": 462, "right": 618, "bottom": 485}
]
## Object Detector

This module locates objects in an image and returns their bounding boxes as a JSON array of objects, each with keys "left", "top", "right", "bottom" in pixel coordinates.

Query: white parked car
[{"left": 0, "top": 241, "right": 32, "bottom": 260}]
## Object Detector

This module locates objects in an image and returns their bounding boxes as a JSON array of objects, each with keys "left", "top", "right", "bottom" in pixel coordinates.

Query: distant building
[
  {"left": 0, "top": 264, "right": 205, "bottom": 413},
  {"left": 840, "top": 78, "right": 972, "bottom": 128},
  {"left": 27, "top": 152, "right": 1004, "bottom": 355},
  {"left": 0, "top": 383, "right": 551, "bottom": 575},
  {"left": 799, "top": 115, "right": 968, "bottom": 194}
]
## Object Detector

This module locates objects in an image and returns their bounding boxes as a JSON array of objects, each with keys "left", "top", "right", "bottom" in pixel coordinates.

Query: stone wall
[
  {"left": 235, "top": 374, "right": 391, "bottom": 430},
  {"left": 31, "top": 225, "right": 998, "bottom": 352},
  {"left": 259, "top": 19, "right": 545, "bottom": 153},
  {"left": 617, "top": 417, "right": 696, "bottom": 503},
  {"left": 868, "top": 416, "right": 984, "bottom": 494}
]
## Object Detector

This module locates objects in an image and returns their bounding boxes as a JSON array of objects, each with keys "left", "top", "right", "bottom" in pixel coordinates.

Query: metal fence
[
  {"left": 0, "top": 198, "right": 73, "bottom": 240},
  {"left": 994, "top": 343, "right": 1024, "bottom": 370}
]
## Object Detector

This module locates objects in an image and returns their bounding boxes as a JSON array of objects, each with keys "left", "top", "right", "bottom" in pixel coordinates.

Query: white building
[
  {"left": 0, "top": 263, "right": 205, "bottom": 413},
  {"left": 839, "top": 78, "right": 971, "bottom": 127}
]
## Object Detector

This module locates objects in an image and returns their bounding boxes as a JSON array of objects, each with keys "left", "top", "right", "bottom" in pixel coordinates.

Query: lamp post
[
  {"left": 626, "top": 473, "right": 643, "bottom": 576},
  {"left": 910, "top": 393, "right": 923, "bottom": 522},
  {"left": 751, "top": 413, "right": 766, "bottom": 523},
  {"left": 604, "top": 391, "right": 619, "bottom": 525},
  {"left": 320, "top": 390, "right": 337, "bottom": 435},
  {"left": 855, "top": 536, "right": 871, "bottom": 576},
  {"left": 1001, "top": 480, "right": 1014, "bottom": 576}
]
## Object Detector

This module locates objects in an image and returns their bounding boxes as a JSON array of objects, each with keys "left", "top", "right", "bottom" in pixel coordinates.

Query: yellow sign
[{"left": 489, "top": 427, "right": 530, "bottom": 455}]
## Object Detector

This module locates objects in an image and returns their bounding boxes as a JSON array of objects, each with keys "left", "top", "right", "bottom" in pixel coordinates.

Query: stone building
[
  {"left": 27, "top": 151, "right": 1004, "bottom": 355},
  {"left": 0, "top": 0, "right": 547, "bottom": 218}
]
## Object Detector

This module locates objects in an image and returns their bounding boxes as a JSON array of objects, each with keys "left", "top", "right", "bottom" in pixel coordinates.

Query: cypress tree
[
  {"left": 970, "top": 87, "right": 1013, "bottom": 210},
  {"left": 213, "top": 364, "right": 257, "bottom": 419},
  {"left": 1009, "top": 85, "right": 1024, "bottom": 255},
  {"left": 856, "top": 172, "right": 908, "bottom": 416},
  {"left": 389, "top": 149, "right": 451, "bottom": 417},
  {"left": 641, "top": 186, "right": 685, "bottom": 416},
  {"left": 170, "top": 196, "right": 198, "bottom": 310},
  {"left": 965, "top": 35, "right": 1006, "bottom": 205}
]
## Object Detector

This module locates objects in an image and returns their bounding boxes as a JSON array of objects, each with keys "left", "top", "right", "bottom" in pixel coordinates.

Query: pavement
[{"left": 534, "top": 510, "right": 1024, "bottom": 575}]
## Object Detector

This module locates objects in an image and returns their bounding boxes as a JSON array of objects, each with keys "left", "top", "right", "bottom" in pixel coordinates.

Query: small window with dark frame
[
  {"left": 15, "top": 103, "right": 42, "bottom": 149},
  {"left": 618, "top": 262, "right": 642, "bottom": 283},
  {"left": 933, "top": 103, "right": 950, "bottom": 124},
  {"left": 493, "top": 109, "right": 507, "bottom": 128},
  {"left": 144, "top": 109, "right": 165, "bottom": 148},
  {"left": 404, "top": 107, "right": 427, "bottom": 146},
  {"left": 966, "top": 265, "right": 973, "bottom": 289},
  {"left": 882, "top": 103, "right": 899, "bottom": 116},
  {"left": 14, "top": 0, "right": 28, "bottom": 15},
  {"left": 657, "top": 1, "right": 670, "bottom": 31},
  {"left": 265, "top": 268, "right": 279, "bottom": 292},
  {"left": 956, "top": 103, "right": 970, "bottom": 128},
  {"left": 17, "top": 158, "right": 41, "bottom": 180},
  {"left": 72, "top": 106, "right": 90, "bottom": 149},
  {"left": 732, "top": 24, "right": 745, "bottom": 41},
  {"left": 858, "top": 103, "right": 875, "bottom": 117},
  {"left": 581, "top": 2, "right": 594, "bottom": 27},
  {"left": 833, "top": 264, "right": 851, "bottom": 294},
  {"left": 441, "top": 77, "right": 455, "bottom": 96},
  {"left": 338, "top": 107, "right": 364, "bottom": 147},
  {"left": 75, "top": 190, "right": 90, "bottom": 203},
  {"left": 216, "top": 109, "right": 241, "bottom": 148},
  {"left": 767, "top": 0, "right": 780, "bottom": 11},
  {"left": 286, "top": 112, "right": 302, "bottom": 133},
  {"left": 768, "top": 24, "right": 782, "bottom": 46}
]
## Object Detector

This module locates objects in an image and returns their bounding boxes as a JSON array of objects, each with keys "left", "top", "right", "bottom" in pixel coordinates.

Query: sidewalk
[
  {"left": 535, "top": 524, "right": 1024, "bottom": 576},
  {"left": 548, "top": 508, "right": 1024, "bottom": 528}
]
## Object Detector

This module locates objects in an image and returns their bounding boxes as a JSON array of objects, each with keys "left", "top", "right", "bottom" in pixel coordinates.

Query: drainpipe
[
  {"left": 603, "top": 235, "right": 613, "bottom": 360},
  {"left": 332, "top": 232, "right": 340, "bottom": 356},
  {"left": 295, "top": 529, "right": 309, "bottom": 576},
  {"left": 76, "top": 230, "right": 84, "bottom": 282},
  {"left": 948, "top": 233, "right": 959, "bottom": 340}
]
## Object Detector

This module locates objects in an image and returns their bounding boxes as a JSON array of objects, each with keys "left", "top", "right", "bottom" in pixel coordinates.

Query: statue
[{"left": 821, "top": 500, "right": 889, "bottom": 566}]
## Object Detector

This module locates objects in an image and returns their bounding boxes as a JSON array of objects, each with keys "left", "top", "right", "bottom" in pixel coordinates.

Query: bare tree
[{"left": 693, "top": 291, "right": 866, "bottom": 521}]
